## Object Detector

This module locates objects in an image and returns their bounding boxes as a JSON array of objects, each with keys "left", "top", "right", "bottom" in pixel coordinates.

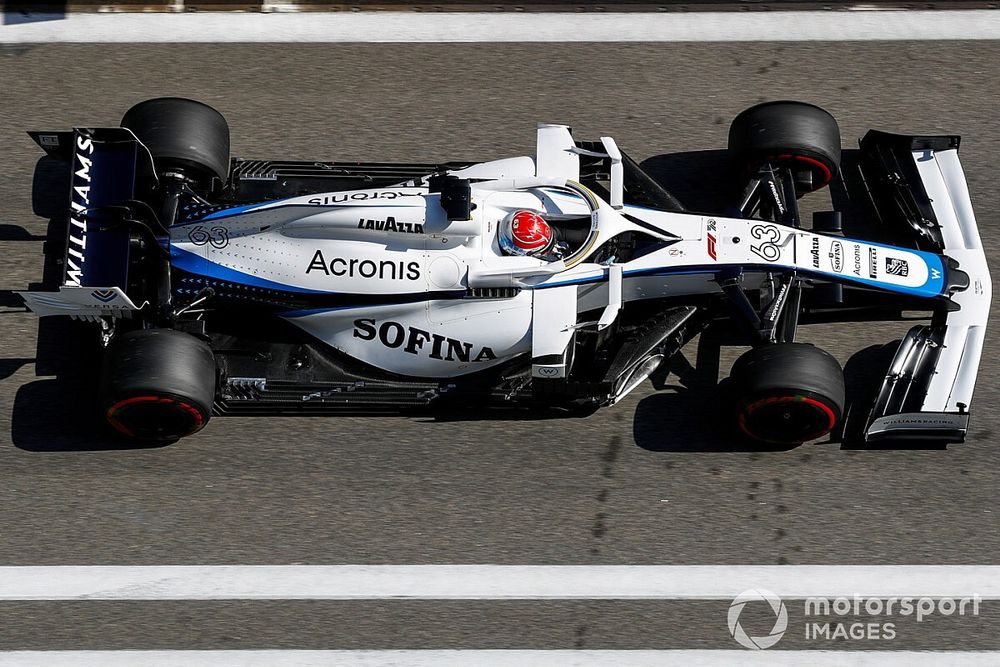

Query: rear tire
[
  {"left": 730, "top": 343, "right": 845, "bottom": 445},
  {"left": 728, "top": 101, "right": 841, "bottom": 194},
  {"left": 121, "top": 97, "right": 231, "bottom": 189},
  {"left": 100, "top": 329, "right": 216, "bottom": 441}
]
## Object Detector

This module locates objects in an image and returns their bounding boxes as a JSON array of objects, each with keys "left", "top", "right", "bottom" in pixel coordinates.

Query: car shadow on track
[
  {"left": 640, "top": 150, "right": 733, "bottom": 215},
  {"left": 632, "top": 332, "right": 800, "bottom": 454},
  {"left": 0, "top": 224, "right": 45, "bottom": 241},
  {"left": 9, "top": 156, "right": 168, "bottom": 452},
  {"left": 641, "top": 148, "right": 877, "bottom": 234},
  {"left": 634, "top": 334, "right": 949, "bottom": 453},
  {"left": 837, "top": 342, "right": 949, "bottom": 451},
  {"left": 11, "top": 312, "right": 168, "bottom": 452}
]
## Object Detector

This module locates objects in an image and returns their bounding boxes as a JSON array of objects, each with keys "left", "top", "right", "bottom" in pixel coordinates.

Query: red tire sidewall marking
[
  {"left": 770, "top": 153, "right": 834, "bottom": 188},
  {"left": 106, "top": 395, "right": 205, "bottom": 438},
  {"left": 738, "top": 394, "right": 837, "bottom": 443}
]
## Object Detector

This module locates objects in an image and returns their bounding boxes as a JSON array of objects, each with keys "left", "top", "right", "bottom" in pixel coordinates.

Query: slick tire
[
  {"left": 121, "top": 97, "right": 231, "bottom": 189},
  {"left": 100, "top": 329, "right": 216, "bottom": 442},
  {"left": 730, "top": 343, "right": 845, "bottom": 445},
  {"left": 728, "top": 101, "right": 841, "bottom": 194}
]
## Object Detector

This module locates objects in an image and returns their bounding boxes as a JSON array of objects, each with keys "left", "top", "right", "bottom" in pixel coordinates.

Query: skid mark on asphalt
[
  {"left": 589, "top": 435, "right": 623, "bottom": 555},
  {"left": 578, "top": 421, "right": 628, "bottom": 645},
  {"left": 600, "top": 436, "right": 622, "bottom": 479},
  {"left": 579, "top": 432, "right": 623, "bottom": 647},
  {"left": 747, "top": 476, "right": 800, "bottom": 564}
]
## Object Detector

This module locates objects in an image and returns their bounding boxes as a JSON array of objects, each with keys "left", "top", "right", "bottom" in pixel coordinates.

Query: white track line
[
  {"left": 1, "top": 651, "right": 999, "bottom": 667},
  {"left": 1, "top": 565, "right": 998, "bottom": 600},
  {"left": 1, "top": 10, "right": 1000, "bottom": 43}
]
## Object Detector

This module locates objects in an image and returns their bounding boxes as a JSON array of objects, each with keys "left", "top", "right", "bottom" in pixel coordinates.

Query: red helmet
[{"left": 500, "top": 210, "right": 554, "bottom": 256}]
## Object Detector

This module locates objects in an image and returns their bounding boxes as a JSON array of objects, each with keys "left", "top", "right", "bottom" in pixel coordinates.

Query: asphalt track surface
[{"left": 0, "top": 41, "right": 998, "bottom": 651}]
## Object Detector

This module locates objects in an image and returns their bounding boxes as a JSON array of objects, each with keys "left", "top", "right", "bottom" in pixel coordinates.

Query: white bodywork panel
[
  {"left": 535, "top": 124, "right": 579, "bottom": 181},
  {"left": 159, "top": 170, "right": 957, "bottom": 380},
  {"left": 530, "top": 285, "right": 578, "bottom": 379},
  {"left": 286, "top": 296, "right": 532, "bottom": 378},
  {"left": 17, "top": 286, "right": 139, "bottom": 321},
  {"left": 906, "top": 148, "right": 989, "bottom": 413}
]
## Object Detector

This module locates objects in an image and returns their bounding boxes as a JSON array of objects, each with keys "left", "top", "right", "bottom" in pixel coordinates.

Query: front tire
[
  {"left": 728, "top": 101, "right": 841, "bottom": 194},
  {"left": 730, "top": 343, "right": 845, "bottom": 445},
  {"left": 100, "top": 329, "right": 216, "bottom": 441}
]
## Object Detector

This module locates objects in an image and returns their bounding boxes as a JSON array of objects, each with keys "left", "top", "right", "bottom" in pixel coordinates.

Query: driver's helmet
[{"left": 499, "top": 210, "right": 554, "bottom": 256}]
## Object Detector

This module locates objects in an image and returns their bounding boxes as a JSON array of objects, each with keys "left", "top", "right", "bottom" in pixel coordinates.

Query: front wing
[{"left": 860, "top": 132, "right": 991, "bottom": 442}]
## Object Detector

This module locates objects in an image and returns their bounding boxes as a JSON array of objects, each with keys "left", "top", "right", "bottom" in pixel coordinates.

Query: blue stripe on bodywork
[
  {"left": 199, "top": 202, "right": 266, "bottom": 221},
  {"left": 536, "top": 255, "right": 947, "bottom": 299},
  {"left": 196, "top": 200, "right": 412, "bottom": 224},
  {"left": 536, "top": 267, "right": 720, "bottom": 290},
  {"left": 170, "top": 245, "right": 330, "bottom": 294},
  {"left": 282, "top": 290, "right": 468, "bottom": 318},
  {"left": 198, "top": 201, "right": 327, "bottom": 222},
  {"left": 842, "top": 239, "right": 947, "bottom": 298},
  {"left": 179, "top": 200, "right": 318, "bottom": 224},
  {"left": 281, "top": 305, "right": 366, "bottom": 318},
  {"left": 828, "top": 256, "right": 945, "bottom": 298}
]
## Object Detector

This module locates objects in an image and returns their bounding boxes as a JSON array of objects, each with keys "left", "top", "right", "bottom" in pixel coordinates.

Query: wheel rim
[
  {"left": 107, "top": 395, "right": 206, "bottom": 440},
  {"left": 738, "top": 394, "right": 837, "bottom": 444}
]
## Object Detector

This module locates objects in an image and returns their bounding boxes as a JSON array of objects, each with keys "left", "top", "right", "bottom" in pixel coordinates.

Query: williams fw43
[{"left": 20, "top": 98, "right": 990, "bottom": 445}]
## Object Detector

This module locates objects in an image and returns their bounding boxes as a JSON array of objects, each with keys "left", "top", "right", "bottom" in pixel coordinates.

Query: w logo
[{"left": 91, "top": 289, "right": 117, "bottom": 303}]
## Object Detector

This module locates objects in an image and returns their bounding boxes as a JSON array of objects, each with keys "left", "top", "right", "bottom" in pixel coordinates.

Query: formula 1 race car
[{"left": 19, "top": 98, "right": 990, "bottom": 445}]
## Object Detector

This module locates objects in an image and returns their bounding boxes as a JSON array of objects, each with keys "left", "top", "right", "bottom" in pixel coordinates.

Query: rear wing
[
  {"left": 860, "top": 132, "right": 991, "bottom": 443},
  {"left": 19, "top": 128, "right": 153, "bottom": 320}
]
